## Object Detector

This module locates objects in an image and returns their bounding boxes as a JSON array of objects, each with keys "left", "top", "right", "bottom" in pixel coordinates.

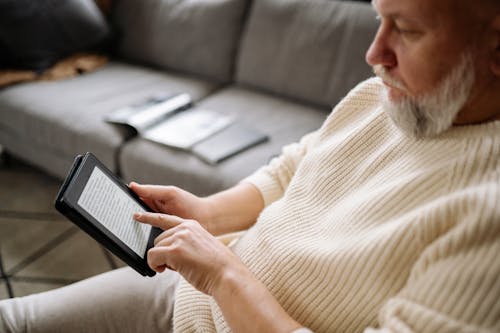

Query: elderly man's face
[{"left": 366, "top": 0, "right": 480, "bottom": 138}]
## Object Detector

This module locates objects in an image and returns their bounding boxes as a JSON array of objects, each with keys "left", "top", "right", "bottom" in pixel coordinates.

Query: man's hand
[
  {"left": 130, "top": 181, "right": 265, "bottom": 236},
  {"left": 133, "top": 212, "right": 245, "bottom": 296},
  {"left": 134, "top": 207, "right": 302, "bottom": 333},
  {"left": 129, "top": 182, "right": 215, "bottom": 233}
]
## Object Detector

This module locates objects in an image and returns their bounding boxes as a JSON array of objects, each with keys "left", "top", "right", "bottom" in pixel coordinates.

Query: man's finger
[
  {"left": 129, "top": 182, "right": 177, "bottom": 200},
  {"left": 133, "top": 212, "right": 183, "bottom": 230},
  {"left": 148, "top": 247, "right": 175, "bottom": 272},
  {"left": 154, "top": 228, "right": 178, "bottom": 246}
]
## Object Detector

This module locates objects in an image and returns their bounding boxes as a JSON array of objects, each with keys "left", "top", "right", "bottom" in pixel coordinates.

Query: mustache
[{"left": 372, "top": 65, "right": 409, "bottom": 93}]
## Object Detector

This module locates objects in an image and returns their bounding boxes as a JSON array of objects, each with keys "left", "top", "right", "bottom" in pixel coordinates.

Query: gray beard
[{"left": 375, "top": 53, "right": 475, "bottom": 139}]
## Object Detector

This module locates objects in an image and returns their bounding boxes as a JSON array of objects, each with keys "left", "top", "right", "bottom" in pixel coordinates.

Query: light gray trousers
[{"left": 0, "top": 267, "right": 180, "bottom": 333}]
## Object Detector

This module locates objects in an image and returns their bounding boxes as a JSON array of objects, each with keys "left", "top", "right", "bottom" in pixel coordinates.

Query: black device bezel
[{"left": 55, "top": 152, "right": 162, "bottom": 276}]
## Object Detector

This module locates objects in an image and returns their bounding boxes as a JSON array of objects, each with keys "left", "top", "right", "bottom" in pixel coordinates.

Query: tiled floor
[{"left": 0, "top": 151, "right": 125, "bottom": 300}]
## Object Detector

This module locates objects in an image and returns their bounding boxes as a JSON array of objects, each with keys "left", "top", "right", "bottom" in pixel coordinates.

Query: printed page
[
  {"left": 127, "top": 93, "right": 191, "bottom": 131},
  {"left": 77, "top": 167, "right": 151, "bottom": 258},
  {"left": 143, "top": 109, "right": 233, "bottom": 150},
  {"left": 104, "top": 93, "right": 191, "bottom": 133}
]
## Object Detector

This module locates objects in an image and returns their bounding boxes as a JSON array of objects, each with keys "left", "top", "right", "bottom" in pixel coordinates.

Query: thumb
[
  {"left": 129, "top": 182, "right": 182, "bottom": 213},
  {"left": 129, "top": 182, "right": 174, "bottom": 200},
  {"left": 128, "top": 182, "right": 162, "bottom": 212}
]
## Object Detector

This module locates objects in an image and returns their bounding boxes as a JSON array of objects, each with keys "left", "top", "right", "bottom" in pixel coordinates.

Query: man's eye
[{"left": 395, "top": 25, "right": 419, "bottom": 36}]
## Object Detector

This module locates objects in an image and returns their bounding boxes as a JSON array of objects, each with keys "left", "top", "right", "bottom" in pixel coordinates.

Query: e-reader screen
[{"left": 77, "top": 166, "right": 151, "bottom": 258}]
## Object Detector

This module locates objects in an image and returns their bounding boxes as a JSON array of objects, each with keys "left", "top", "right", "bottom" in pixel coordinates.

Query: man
[{"left": 1, "top": 0, "right": 499, "bottom": 332}]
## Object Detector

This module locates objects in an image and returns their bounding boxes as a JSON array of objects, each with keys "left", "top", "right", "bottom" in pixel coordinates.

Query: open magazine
[
  {"left": 105, "top": 93, "right": 233, "bottom": 150},
  {"left": 105, "top": 92, "right": 269, "bottom": 163}
]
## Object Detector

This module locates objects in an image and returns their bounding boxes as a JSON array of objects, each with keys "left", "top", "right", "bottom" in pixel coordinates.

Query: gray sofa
[{"left": 0, "top": 0, "right": 377, "bottom": 196}]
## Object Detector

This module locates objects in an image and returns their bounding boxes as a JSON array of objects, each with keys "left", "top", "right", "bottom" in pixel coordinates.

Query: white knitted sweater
[{"left": 173, "top": 78, "right": 500, "bottom": 333}]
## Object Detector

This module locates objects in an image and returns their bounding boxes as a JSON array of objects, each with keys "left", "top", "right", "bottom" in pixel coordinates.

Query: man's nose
[{"left": 365, "top": 28, "right": 397, "bottom": 69}]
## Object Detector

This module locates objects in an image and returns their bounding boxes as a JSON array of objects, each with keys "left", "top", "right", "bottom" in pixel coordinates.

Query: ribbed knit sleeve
[
  {"left": 243, "top": 130, "right": 319, "bottom": 207},
  {"left": 242, "top": 74, "right": 379, "bottom": 207}
]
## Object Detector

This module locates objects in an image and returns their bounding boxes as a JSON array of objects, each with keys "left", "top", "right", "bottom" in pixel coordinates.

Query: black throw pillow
[{"left": 0, "top": 0, "right": 111, "bottom": 71}]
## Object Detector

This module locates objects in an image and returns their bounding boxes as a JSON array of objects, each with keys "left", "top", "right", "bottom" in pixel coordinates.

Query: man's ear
[{"left": 491, "top": 14, "right": 500, "bottom": 76}]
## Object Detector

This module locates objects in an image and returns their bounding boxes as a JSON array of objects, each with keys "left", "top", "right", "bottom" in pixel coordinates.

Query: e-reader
[{"left": 55, "top": 152, "right": 162, "bottom": 276}]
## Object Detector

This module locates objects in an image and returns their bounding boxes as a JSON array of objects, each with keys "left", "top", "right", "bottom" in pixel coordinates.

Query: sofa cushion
[
  {"left": 119, "top": 86, "right": 328, "bottom": 196},
  {"left": 236, "top": 0, "right": 377, "bottom": 108},
  {"left": 0, "top": 0, "right": 111, "bottom": 71},
  {"left": 112, "top": 0, "right": 249, "bottom": 83},
  {"left": 0, "top": 62, "right": 218, "bottom": 179}
]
